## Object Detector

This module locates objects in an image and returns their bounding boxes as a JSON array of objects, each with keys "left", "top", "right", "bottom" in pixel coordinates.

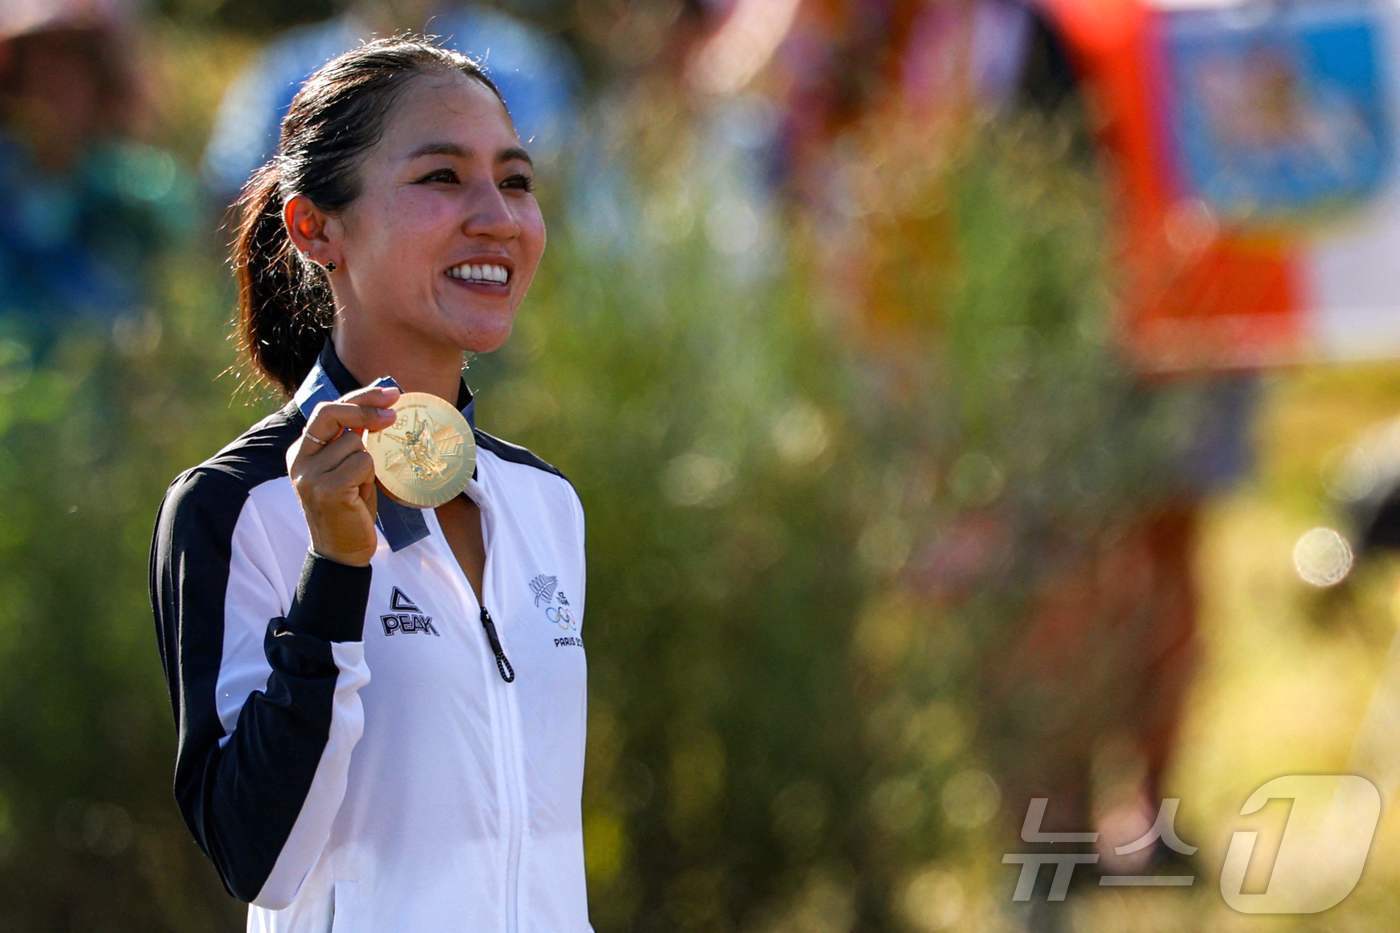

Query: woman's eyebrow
[
  {"left": 500, "top": 146, "right": 534, "bottom": 168},
  {"left": 405, "top": 142, "right": 534, "bottom": 167}
]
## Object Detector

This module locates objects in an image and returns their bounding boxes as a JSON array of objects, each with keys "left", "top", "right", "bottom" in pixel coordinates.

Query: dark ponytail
[
  {"left": 232, "top": 163, "right": 334, "bottom": 396},
  {"left": 230, "top": 36, "right": 506, "bottom": 396}
]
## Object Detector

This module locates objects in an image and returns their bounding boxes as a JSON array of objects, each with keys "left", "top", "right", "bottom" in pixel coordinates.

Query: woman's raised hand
[{"left": 287, "top": 385, "right": 400, "bottom": 567}]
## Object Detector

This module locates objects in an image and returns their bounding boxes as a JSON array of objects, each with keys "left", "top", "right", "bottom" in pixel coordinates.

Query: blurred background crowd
[{"left": 6, "top": 0, "right": 1400, "bottom": 930}]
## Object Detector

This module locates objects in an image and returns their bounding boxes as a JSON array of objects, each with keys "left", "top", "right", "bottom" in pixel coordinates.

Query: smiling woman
[
  {"left": 149, "top": 37, "right": 590, "bottom": 932},
  {"left": 284, "top": 71, "right": 546, "bottom": 396}
]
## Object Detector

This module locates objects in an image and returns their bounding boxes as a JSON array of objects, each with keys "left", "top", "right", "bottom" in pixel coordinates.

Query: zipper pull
[{"left": 479, "top": 607, "right": 515, "bottom": 683}]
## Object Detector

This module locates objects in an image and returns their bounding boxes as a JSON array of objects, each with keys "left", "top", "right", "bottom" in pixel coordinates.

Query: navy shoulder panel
[
  {"left": 182, "top": 403, "right": 302, "bottom": 492},
  {"left": 473, "top": 428, "right": 569, "bottom": 483}
]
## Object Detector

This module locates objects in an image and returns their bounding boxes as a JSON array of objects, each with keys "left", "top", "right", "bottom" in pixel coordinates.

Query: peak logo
[{"left": 381, "top": 587, "right": 439, "bottom": 637}]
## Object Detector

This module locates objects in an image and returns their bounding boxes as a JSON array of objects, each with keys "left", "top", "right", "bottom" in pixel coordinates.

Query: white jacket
[{"left": 150, "top": 343, "right": 591, "bottom": 931}]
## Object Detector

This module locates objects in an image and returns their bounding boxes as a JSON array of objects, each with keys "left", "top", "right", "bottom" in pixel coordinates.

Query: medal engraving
[{"left": 364, "top": 392, "right": 475, "bottom": 508}]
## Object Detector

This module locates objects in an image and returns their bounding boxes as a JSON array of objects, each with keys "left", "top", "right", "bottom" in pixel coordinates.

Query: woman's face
[{"left": 332, "top": 70, "right": 545, "bottom": 355}]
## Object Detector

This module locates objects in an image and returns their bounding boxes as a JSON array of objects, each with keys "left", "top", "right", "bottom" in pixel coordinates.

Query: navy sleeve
[{"left": 150, "top": 467, "right": 372, "bottom": 907}]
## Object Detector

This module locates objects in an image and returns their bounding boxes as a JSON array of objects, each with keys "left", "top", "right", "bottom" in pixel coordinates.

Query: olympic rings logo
[{"left": 546, "top": 605, "right": 577, "bottom": 632}]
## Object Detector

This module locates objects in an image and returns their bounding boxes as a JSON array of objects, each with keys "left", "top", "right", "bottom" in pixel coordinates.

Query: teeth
[{"left": 448, "top": 263, "right": 509, "bottom": 284}]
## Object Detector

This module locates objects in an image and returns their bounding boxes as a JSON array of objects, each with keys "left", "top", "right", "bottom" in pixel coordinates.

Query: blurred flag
[{"left": 1050, "top": 0, "right": 1400, "bottom": 370}]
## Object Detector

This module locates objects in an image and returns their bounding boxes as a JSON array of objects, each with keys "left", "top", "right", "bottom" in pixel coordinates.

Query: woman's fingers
[
  {"left": 312, "top": 428, "right": 372, "bottom": 473},
  {"left": 306, "top": 400, "right": 396, "bottom": 438},
  {"left": 286, "top": 384, "right": 400, "bottom": 567},
  {"left": 320, "top": 445, "right": 377, "bottom": 491},
  {"left": 302, "top": 389, "right": 399, "bottom": 446},
  {"left": 294, "top": 435, "right": 374, "bottom": 511},
  {"left": 288, "top": 385, "right": 399, "bottom": 467}
]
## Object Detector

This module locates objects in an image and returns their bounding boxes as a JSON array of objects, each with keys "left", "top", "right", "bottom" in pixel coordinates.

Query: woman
[{"left": 149, "top": 38, "right": 590, "bottom": 931}]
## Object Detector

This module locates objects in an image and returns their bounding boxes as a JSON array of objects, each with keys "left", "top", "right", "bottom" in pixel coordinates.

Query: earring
[{"left": 325, "top": 261, "right": 337, "bottom": 273}]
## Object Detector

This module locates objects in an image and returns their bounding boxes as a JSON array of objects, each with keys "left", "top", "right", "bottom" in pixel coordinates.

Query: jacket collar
[{"left": 292, "top": 340, "right": 478, "bottom": 552}]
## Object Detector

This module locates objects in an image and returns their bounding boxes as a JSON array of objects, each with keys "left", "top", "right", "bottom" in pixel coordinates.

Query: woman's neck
[{"left": 331, "top": 327, "right": 465, "bottom": 403}]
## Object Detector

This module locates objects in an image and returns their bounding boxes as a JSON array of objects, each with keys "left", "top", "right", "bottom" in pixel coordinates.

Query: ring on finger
[{"left": 304, "top": 430, "right": 334, "bottom": 448}]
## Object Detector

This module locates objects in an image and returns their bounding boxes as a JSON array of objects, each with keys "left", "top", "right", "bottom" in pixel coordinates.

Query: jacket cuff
[{"left": 285, "top": 551, "right": 372, "bottom": 642}]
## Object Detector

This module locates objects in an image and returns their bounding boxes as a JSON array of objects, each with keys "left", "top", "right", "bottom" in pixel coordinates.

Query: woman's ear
[{"left": 284, "top": 194, "right": 344, "bottom": 267}]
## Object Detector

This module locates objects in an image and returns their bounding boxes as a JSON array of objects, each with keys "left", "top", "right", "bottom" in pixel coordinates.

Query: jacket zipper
[
  {"left": 466, "top": 495, "right": 524, "bottom": 933},
  {"left": 480, "top": 607, "right": 515, "bottom": 682}
]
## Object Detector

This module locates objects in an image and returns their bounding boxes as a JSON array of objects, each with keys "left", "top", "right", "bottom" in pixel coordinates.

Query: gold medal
[{"left": 364, "top": 392, "right": 476, "bottom": 508}]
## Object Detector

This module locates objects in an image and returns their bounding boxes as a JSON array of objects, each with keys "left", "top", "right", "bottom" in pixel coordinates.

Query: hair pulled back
[{"left": 232, "top": 36, "right": 506, "bottom": 396}]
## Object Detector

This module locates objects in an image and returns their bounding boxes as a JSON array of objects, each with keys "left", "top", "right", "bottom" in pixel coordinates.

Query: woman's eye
[
  {"left": 418, "top": 168, "right": 458, "bottom": 184},
  {"left": 502, "top": 174, "right": 535, "bottom": 193}
]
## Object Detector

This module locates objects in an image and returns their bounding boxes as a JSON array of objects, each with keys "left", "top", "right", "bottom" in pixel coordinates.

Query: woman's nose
[{"left": 462, "top": 182, "right": 520, "bottom": 239}]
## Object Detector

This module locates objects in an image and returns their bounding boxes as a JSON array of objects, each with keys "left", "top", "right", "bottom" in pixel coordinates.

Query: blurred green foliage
[
  {"left": 0, "top": 34, "right": 1201, "bottom": 932},
  {"left": 0, "top": 248, "right": 255, "bottom": 929}
]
